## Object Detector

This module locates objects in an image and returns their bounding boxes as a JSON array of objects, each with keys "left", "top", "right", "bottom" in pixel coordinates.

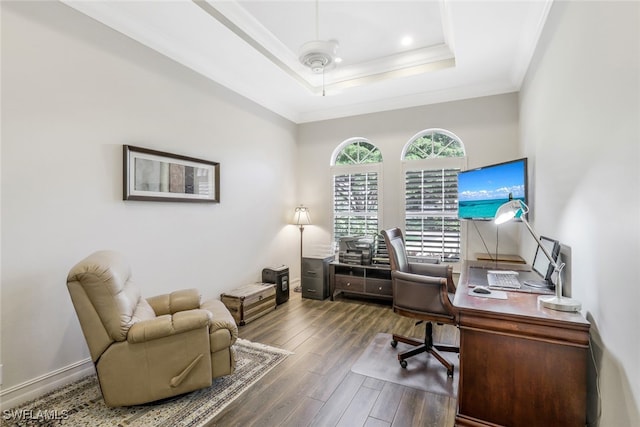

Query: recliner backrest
[{"left": 67, "top": 251, "right": 156, "bottom": 359}]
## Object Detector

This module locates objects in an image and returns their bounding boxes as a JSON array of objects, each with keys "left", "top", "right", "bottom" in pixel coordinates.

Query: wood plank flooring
[{"left": 208, "top": 291, "right": 459, "bottom": 427}]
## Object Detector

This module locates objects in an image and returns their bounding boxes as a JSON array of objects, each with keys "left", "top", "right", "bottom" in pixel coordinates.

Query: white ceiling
[{"left": 62, "top": 0, "right": 553, "bottom": 124}]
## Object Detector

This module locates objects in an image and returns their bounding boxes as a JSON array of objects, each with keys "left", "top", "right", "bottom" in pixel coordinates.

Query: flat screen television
[{"left": 458, "top": 158, "right": 528, "bottom": 220}]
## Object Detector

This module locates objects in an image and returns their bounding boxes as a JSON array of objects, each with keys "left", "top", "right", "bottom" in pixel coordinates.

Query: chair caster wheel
[
  {"left": 391, "top": 340, "right": 398, "bottom": 348},
  {"left": 400, "top": 360, "right": 408, "bottom": 369}
]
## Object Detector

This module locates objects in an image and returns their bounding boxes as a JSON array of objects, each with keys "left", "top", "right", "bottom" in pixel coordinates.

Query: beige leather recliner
[{"left": 66, "top": 250, "right": 238, "bottom": 407}]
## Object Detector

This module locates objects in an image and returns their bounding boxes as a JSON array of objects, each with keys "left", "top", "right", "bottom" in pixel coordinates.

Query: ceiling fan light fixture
[{"left": 299, "top": 39, "right": 339, "bottom": 73}]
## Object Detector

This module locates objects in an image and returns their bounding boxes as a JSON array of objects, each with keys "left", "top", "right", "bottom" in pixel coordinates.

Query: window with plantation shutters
[
  {"left": 333, "top": 172, "right": 379, "bottom": 239},
  {"left": 402, "top": 129, "right": 466, "bottom": 262},
  {"left": 331, "top": 139, "right": 382, "bottom": 242}
]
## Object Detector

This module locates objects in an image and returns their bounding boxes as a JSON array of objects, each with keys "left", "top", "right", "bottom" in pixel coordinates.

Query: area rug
[
  {"left": 1, "top": 339, "right": 291, "bottom": 427},
  {"left": 351, "top": 332, "right": 458, "bottom": 397}
]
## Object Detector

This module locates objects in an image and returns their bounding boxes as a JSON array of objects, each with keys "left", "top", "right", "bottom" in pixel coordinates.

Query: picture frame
[{"left": 123, "top": 145, "right": 220, "bottom": 203}]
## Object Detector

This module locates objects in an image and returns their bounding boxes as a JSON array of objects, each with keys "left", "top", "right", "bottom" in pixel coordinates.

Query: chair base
[{"left": 391, "top": 322, "right": 459, "bottom": 377}]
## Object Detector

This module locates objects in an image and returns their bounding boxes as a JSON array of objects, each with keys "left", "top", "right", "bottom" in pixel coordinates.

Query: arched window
[
  {"left": 402, "top": 129, "right": 466, "bottom": 262},
  {"left": 402, "top": 129, "right": 465, "bottom": 160},
  {"left": 333, "top": 139, "right": 383, "bottom": 165},
  {"left": 331, "top": 138, "right": 382, "bottom": 241}
]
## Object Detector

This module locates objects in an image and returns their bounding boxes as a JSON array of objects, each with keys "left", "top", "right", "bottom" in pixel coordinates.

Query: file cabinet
[{"left": 301, "top": 256, "right": 334, "bottom": 300}]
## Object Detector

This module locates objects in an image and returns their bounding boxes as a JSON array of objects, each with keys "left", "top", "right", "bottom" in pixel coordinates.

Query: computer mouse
[{"left": 472, "top": 286, "right": 491, "bottom": 295}]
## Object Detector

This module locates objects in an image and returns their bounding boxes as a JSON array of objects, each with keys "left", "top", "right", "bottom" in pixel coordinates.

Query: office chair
[{"left": 381, "top": 228, "right": 459, "bottom": 377}]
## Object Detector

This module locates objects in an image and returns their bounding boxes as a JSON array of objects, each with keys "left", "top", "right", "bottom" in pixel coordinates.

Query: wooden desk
[{"left": 454, "top": 261, "right": 590, "bottom": 427}]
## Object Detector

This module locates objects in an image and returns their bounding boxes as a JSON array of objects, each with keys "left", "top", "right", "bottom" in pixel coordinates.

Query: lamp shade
[
  {"left": 494, "top": 200, "right": 527, "bottom": 225},
  {"left": 293, "top": 206, "right": 311, "bottom": 226}
]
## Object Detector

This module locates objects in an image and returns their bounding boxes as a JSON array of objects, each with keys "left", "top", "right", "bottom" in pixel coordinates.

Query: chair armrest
[
  {"left": 408, "top": 263, "right": 447, "bottom": 277},
  {"left": 393, "top": 270, "right": 444, "bottom": 286},
  {"left": 147, "top": 289, "right": 201, "bottom": 316},
  {"left": 127, "top": 309, "right": 211, "bottom": 343},
  {"left": 392, "top": 271, "right": 457, "bottom": 321},
  {"left": 408, "top": 263, "right": 456, "bottom": 293}
]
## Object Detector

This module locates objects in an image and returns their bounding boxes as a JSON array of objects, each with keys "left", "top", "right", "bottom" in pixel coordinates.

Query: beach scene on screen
[{"left": 458, "top": 160, "right": 526, "bottom": 219}]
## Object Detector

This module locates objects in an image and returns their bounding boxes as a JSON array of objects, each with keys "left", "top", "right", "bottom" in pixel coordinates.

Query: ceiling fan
[{"left": 298, "top": 0, "right": 340, "bottom": 95}]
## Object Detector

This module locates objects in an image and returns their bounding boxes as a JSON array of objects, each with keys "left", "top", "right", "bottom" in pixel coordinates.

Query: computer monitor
[{"left": 526, "top": 236, "right": 560, "bottom": 288}]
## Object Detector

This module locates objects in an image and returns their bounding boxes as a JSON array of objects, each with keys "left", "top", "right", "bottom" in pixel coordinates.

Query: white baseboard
[
  {"left": 291, "top": 278, "right": 302, "bottom": 292},
  {"left": 0, "top": 358, "right": 94, "bottom": 409}
]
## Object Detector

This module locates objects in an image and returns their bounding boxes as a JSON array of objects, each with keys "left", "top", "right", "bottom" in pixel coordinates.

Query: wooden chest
[{"left": 220, "top": 283, "right": 276, "bottom": 326}]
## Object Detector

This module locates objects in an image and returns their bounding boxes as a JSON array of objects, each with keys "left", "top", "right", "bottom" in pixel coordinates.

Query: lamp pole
[
  {"left": 296, "top": 223, "right": 305, "bottom": 292},
  {"left": 293, "top": 205, "right": 311, "bottom": 293}
]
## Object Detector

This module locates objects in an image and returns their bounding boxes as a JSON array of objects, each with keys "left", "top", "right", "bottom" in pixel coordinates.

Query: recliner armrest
[
  {"left": 127, "top": 309, "right": 211, "bottom": 343},
  {"left": 147, "top": 289, "right": 201, "bottom": 316},
  {"left": 200, "top": 298, "right": 238, "bottom": 344}
]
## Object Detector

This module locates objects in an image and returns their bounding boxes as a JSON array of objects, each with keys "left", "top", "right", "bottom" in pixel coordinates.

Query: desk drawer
[{"left": 334, "top": 275, "right": 365, "bottom": 293}]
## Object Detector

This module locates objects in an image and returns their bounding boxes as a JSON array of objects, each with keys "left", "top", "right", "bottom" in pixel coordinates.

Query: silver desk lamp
[{"left": 494, "top": 200, "right": 581, "bottom": 312}]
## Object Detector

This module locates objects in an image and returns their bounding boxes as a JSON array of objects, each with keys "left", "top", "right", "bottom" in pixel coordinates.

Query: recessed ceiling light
[
  {"left": 335, "top": 57, "right": 343, "bottom": 64},
  {"left": 401, "top": 36, "right": 413, "bottom": 47}
]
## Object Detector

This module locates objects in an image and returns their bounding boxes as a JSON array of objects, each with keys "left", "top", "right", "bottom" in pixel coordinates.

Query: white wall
[
  {"left": 297, "top": 93, "right": 524, "bottom": 263},
  {"left": 520, "top": 1, "right": 639, "bottom": 426},
  {"left": 0, "top": 2, "right": 299, "bottom": 404}
]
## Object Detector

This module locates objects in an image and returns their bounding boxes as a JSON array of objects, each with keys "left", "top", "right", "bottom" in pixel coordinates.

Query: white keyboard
[{"left": 487, "top": 270, "right": 521, "bottom": 289}]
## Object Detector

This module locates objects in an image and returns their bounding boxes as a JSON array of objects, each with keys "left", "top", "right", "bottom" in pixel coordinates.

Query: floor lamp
[
  {"left": 293, "top": 205, "right": 311, "bottom": 292},
  {"left": 494, "top": 200, "right": 581, "bottom": 312}
]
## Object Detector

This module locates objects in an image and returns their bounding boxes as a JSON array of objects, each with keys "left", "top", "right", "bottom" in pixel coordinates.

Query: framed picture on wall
[{"left": 123, "top": 145, "right": 220, "bottom": 203}]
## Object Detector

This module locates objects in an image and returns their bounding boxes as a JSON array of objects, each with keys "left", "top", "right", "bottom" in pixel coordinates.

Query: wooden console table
[
  {"left": 475, "top": 253, "right": 526, "bottom": 264},
  {"left": 329, "top": 262, "right": 392, "bottom": 301},
  {"left": 454, "top": 261, "right": 590, "bottom": 427}
]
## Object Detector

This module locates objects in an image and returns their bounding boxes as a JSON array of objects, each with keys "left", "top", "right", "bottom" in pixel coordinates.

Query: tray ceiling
[{"left": 62, "top": 0, "right": 553, "bottom": 123}]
